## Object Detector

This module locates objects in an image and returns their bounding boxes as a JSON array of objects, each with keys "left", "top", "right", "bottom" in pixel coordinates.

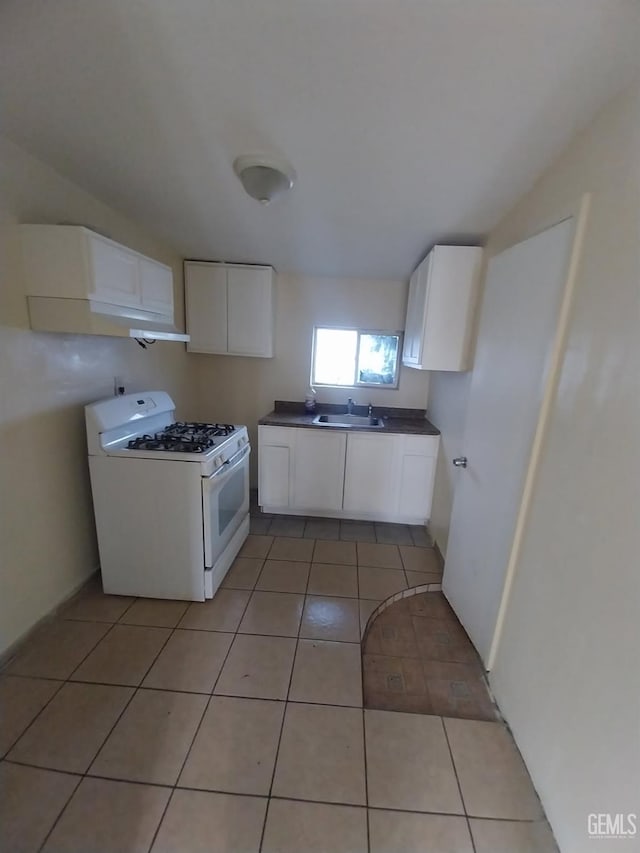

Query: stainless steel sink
[{"left": 312, "top": 413, "right": 384, "bottom": 428}]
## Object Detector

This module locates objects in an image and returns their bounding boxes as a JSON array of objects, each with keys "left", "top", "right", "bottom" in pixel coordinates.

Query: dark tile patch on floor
[
  {"left": 339, "top": 521, "right": 376, "bottom": 542},
  {"left": 304, "top": 519, "right": 340, "bottom": 540},
  {"left": 267, "top": 517, "right": 306, "bottom": 538},
  {"left": 410, "top": 526, "right": 433, "bottom": 548},
  {"left": 374, "top": 523, "right": 414, "bottom": 546},
  {"left": 246, "top": 498, "right": 432, "bottom": 549},
  {"left": 250, "top": 516, "right": 271, "bottom": 535},
  {"left": 362, "top": 592, "right": 498, "bottom": 721}
]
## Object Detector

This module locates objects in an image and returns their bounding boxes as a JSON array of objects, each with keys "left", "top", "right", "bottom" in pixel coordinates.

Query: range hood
[
  {"left": 21, "top": 224, "right": 190, "bottom": 343},
  {"left": 27, "top": 296, "right": 191, "bottom": 342}
]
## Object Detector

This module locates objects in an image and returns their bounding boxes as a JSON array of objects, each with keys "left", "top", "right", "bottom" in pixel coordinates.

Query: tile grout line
[
  {"left": 4, "top": 687, "right": 363, "bottom": 714},
  {"left": 34, "top": 770, "right": 84, "bottom": 853},
  {"left": 79, "top": 612, "right": 181, "bottom": 773},
  {"left": 7, "top": 533, "right": 441, "bottom": 850},
  {"left": 363, "top": 720, "right": 371, "bottom": 853},
  {"left": 360, "top": 578, "right": 372, "bottom": 852},
  {"left": 3, "top": 752, "right": 544, "bottom": 824},
  {"left": 3, "top": 618, "right": 122, "bottom": 766},
  {"left": 145, "top": 583, "right": 257, "bottom": 853},
  {"left": 243, "top": 548, "right": 418, "bottom": 573},
  {"left": 34, "top": 607, "right": 182, "bottom": 853},
  {"left": 253, "top": 557, "right": 269, "bottom": 591},
  {"left": 256, "top": 540, "right": 312, "bottom": 853},
  {"left": 1, "top": 593, "right": 145, "bottom": 758},
  {"left": 112, "top": 595, "right": 139, "bottom": 624},
  {"left": 1, "top": 676, "right": 66, "bottom": 761},
  {"left": 61, "top": 589, "right": 383, "bottom": 618},
  {"left": 440, "top": 715, "right": 477, "bottom": 853},
  {"left": 399, "top": 542, "right": 412, "bottom": 589},
  {"left": 357, "top": 547, "right": 371, "bottom": 853}
]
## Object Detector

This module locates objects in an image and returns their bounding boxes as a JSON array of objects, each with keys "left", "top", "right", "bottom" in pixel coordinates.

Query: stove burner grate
[
  {"left": 163, "top": 421, "right": 236, "bottom": 440},
  {"left": 126, "top": 421, "right": 236, "bottom": 453},
  {"left": 127, "top": 434, "right": 213, "bottom": 453}
]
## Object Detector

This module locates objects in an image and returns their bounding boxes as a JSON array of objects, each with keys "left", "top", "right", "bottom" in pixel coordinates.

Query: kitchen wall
[
  {"left": 193, "top": 273, "right": 431, "bottom": 483},
  {"left": 0, "top": 136, "right": 197, "bottom": 658},
  {"left": 429, "top": 82, "right": 640, "bottom": 851}
]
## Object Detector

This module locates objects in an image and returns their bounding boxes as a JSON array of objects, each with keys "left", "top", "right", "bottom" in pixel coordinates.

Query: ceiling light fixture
[{"left": 233, "top": 155, "right": 296, "bottom": 205}]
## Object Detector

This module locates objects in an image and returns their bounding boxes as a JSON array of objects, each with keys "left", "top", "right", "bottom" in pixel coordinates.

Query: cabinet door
[
  {"left": 292, "top": 430, "right": 346, "bottom": 511},
  {"left": 421, "top": 246, "right": 482, "bottom": 371},
  {"left": 227, "top": 267, "right": 274, "bottom": 357},
  {"left": 343, "top": 433, "right": 398, "bottom": 516},
  {"left": 398, "top": 453, "right": 436, "bottom": 520},
  {"left": 402, "top": 256, "right": 431, "bottom": 366},
  {"left": 89, "top": 235, "right": 140, "bottom": 307},
  {"left": 139, "top": 257, "right": 174, "bottom": 316},
  {"left": 258, "top": 433, "right": 292, "bottom": 508},
  {"left": 185, "top": 263, "right": 228, "bottom": 353},
  {"left": 402, "top": 267, "right": 420, "bottom": 365}
]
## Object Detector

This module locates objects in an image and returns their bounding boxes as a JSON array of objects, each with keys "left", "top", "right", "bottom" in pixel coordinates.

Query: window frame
[{"left": 311, "top": 325, "right": 403, "bottom": 390}]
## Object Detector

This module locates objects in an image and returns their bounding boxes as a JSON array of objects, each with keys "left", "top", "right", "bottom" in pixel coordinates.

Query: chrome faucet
[{"left": 347, "top": 397, "right": 354, "bottom": 415}]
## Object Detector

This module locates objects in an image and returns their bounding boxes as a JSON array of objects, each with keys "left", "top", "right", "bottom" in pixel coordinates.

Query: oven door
[{"left": 202, "top": 444, "right": 250, "bottom": 569}]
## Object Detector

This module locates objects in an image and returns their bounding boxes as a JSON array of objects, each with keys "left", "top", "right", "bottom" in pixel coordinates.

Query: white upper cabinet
[
  {"left": 402, "top": 245, "right": 482, "bottom": 371},
  {"left": 90, "top": 235, "right": 140, "bottom": 307},
  {"left": 20, "top": 225, "right": 175, "bottom": 319},
  {"left": 185, "top": 261, "right": 275, "bottom": 357},
  {"left": 184, "top": 264, "right": 228, "bottom": 353},
  {"left": 403, "top": 260, "right": 429, "bottom": 365},
  {"left": 227, "top": 266, "right": 274, "bottom": 356},
  {"left": 138, "top": 257, "right": 175, "bottom": 315}
]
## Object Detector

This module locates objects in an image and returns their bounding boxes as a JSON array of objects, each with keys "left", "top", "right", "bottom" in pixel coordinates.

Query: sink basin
[{"left": 312, "top": 413, "right": 384, "bottom": 428}]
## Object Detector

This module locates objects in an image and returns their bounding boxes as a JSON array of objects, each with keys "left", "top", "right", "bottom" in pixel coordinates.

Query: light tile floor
[{"left": 0, "top": 527, "right": 558, "bottom": 853}]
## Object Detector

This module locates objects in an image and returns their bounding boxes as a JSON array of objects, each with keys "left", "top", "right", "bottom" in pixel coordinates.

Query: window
[{"left": 311, "top": 326, "right": 402, "bottom": 389}]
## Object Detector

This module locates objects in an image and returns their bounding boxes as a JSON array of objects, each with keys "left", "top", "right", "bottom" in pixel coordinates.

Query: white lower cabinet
[
  {"left": 259, "top": 425, "right": 439, "bottom": 523},
  {"left": 343, "top": 433, "right": 397, "bottom": 516},
  {"left": 292, "top": 430, "right": 346, "bottom": 511},
  {"left": 397, "top": 436, "right": 437, "bottom": 519},
  {"left": 258, "top": 428, "right": 293, "bottom": 508}
]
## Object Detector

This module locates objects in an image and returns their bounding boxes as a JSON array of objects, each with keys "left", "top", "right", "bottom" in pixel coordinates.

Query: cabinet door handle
[{"left": 452, "top": 456, "right": 468, "bottom": 468}]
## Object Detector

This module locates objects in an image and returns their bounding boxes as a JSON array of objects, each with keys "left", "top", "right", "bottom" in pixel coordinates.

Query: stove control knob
[{"left": 214, "top": 456, "right": 223, "bottom": 469}]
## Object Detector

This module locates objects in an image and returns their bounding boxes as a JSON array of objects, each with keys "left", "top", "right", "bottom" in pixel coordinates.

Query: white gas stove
[{"left": 86, "top": 391, "right": 250, "bottom": 600}]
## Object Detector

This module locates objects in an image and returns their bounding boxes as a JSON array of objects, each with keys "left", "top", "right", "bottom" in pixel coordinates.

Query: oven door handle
[{"left": 204, "top": 444, "right": 251, "bottom": 486}]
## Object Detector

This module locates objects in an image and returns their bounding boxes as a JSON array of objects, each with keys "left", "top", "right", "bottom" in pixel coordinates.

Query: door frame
[{"left": 485, "top": 193, "right": 591, "bottom": 670}]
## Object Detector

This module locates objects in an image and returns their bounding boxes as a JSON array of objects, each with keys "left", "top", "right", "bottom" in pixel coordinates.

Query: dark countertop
[{"left": 259, "top": 401, "right": 440, "bottom": 436}]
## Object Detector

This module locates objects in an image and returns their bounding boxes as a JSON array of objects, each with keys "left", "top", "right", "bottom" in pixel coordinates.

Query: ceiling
[{"left": 1, "top": 0, "right": 639, "bottom": 279}]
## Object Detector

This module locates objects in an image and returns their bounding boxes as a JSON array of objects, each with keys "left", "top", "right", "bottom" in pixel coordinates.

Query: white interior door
[{"left": 443, "top": 219, "right": 575, "bottom": 666}]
